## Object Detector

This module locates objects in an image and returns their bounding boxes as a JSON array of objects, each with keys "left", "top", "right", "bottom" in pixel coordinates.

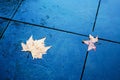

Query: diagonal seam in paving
[
  {"left": 0, "top": 0, "right": 24, "bottom": 39},
  {"left": 0, "top": 16, "right": 120, "bottom": 45},
  {"left": 92, "top": 0, "right": 101, "bottom": 32},
  {"left": 80, "top": 0, "right": 102, "bottom": 80}
]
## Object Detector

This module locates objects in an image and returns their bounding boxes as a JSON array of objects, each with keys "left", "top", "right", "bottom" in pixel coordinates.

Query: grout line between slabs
[
  {"left": 0, "top": 0, "right": 24, "bottom": 39},
  {"left": 80, "top": 51, "right": 89, "bottom": 80},
  {"left": 0, "top": 16, "right": 120, "bottom": 45},
  {"left": 92, "top": 0, "right": 101, "bottom": 32},
  {"left": 0, "top": 16, "right": 88, "bottom": 37},
  {"left": 81, "top": 0, "right": 102, "bottom": 80}
]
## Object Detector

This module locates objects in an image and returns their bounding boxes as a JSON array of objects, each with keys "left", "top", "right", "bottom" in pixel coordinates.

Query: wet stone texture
[
  {"left": 0, "top": 18, "right": 9, "bottom": 36},
  {"left": 0, "top": 0, "right": 120, "bottom": 80},
  {"left": 0, "top": 0, "right": 22, "bottom": 18},
  {"left": 93, "top": 0, "right": 120, "bottom": 42},
  {"left": 82, "top": 40, "right": 120, "bottom": 80},
  {"left": 14, "top": 0, "right": 99, "bottom": 34},
  {"left": 0, "top": 22, "right": 87, "bottom": 80}
]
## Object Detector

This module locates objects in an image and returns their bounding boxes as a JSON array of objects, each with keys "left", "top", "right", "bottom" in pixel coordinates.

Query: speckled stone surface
[
  {"left": 82, "top": 40, "right": 120, "bottom": 80},
  {"left": 0, "top": 0, "right": 22, "bottom": 18},
  {"left": 93, "top": 0, "right": 120, "bottom": 42},
  {"left": 0, "top": 18, "right": 9, "bottom": 35},
  {"left": 0, "top": 0, "right": 120, "bottom": 80},
  {"left": 14, "top": 0, "right": 99, "bottom": 34},
  {"left": 0, "top": 21, "right": 87, "bottom": 80}
]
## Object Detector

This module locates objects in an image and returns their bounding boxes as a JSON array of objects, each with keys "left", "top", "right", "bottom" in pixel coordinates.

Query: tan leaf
[{"left": 21, "top": 36, "right": 51, "bottom": 59}]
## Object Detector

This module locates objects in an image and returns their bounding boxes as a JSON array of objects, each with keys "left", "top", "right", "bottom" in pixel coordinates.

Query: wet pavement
[{"left": 0, "top": 0, "right": 120, "bottom": 80}]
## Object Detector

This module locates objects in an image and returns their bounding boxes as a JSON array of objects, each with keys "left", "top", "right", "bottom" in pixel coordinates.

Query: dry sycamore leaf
[
  {"left": 83, "top": 34, "right": 98, "bottom": 51},
  {"left": 21, "top": 36, "right": 51, "bottom": 59}
]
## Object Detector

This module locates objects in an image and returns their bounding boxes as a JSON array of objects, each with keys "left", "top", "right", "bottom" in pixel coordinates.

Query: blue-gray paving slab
[
  {"left": 14, "top": 0, "right": 99, "bottom": 34},
  {"left": 93, "top": 0, "right": 120, "bottom": 42},
  {"left": 0, "top": 54, "right": 16, "bottom": 80},
  {"left": 0, "top": 18, "right": 9, "bottom": 35},
  {"left": 0, "top": 0, "right": 22, "bottom": 18},
  {"left": 0, "top": 21, "right": 87, "bottom": 80},
  {"left": 82, "top": 40, "right": 120, "bottom": 80}
]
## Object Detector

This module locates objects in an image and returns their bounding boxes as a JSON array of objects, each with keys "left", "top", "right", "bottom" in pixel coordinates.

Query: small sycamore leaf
[{"left": 83, "top": 34, "right": 98, "bottom": 51}]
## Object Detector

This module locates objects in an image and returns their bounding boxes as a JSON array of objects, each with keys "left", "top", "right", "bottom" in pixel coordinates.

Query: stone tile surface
[
  {"left": 94, "top": 0, "right": 120, "bottom": 42},
  {"left": 82, "top": 40, "right": 120, "bottom": 80},
  {"left": 0, "top": 18, "right": 9, "bottom": 36},
  {"left": 14, "top": 0, "right": 99, "bottom": 34},
  {"left": 0, "top": 0, "right": 22, "bottom": 18},
  {"left": 0, "top": 21, "right": 87, "bottom": 80}
]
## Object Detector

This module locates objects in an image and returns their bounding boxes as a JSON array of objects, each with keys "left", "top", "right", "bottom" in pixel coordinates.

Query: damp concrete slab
[
  {"left": 0, "top": 0, "right": 22, "bottom": 18},
  {"left": 93, "top": 0, "right": 120, "bottom": 42},
  {"left": 14, "top": 0, "right": 99, "bottom": 34},
  {"left": 82, "top": 40, "right": 120, "bottom": 80},
  {"left": 0, "top": 18, "right": 9, "bottom": 37},
  {"left": 0, "top": 21, "right": 87, "bottom": 80}
]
